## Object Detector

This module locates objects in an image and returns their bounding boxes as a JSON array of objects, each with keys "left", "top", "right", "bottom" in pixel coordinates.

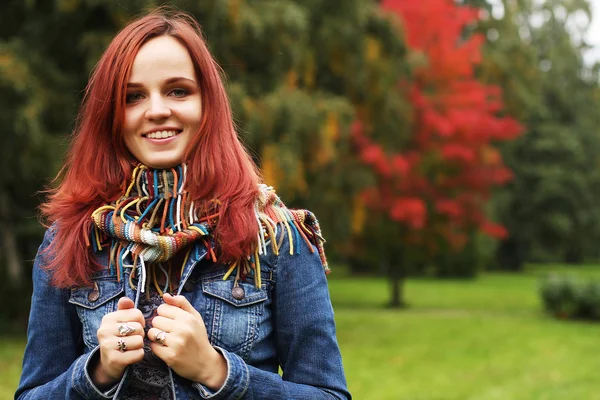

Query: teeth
[{"left": 146, "top": 130, "right": 179, "bottom": 139}]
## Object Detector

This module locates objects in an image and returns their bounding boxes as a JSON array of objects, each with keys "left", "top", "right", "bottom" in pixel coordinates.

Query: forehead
[{"left": 129, "top": 36, "right": 196, "bottom": 82}]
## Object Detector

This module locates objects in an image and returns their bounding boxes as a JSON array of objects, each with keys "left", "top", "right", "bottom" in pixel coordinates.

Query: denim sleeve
[
  {"left": 191, "top": 229, "right": 351, "bottom": 400},
  {"left": 15, "top": 228, "right": 116, "bottom": 400}
]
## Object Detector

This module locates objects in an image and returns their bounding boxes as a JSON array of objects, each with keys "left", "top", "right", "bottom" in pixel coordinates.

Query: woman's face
[{"left": 122, "top": 35, "right": 202, "bottom": 169}]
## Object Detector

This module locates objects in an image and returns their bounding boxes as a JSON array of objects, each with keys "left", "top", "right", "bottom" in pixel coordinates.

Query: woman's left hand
[{"left": 148, "top": 293, "right": 227, "bottom": 390}]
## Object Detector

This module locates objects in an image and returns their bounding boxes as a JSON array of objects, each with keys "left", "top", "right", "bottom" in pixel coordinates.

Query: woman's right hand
[{"left": 91, "top": 297, "right": 146, "bottom": 389}]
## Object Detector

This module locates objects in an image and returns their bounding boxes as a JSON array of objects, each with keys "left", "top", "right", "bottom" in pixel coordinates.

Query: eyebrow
[{"left": 126, "top": 77, "right": 197, "bottom": 88}]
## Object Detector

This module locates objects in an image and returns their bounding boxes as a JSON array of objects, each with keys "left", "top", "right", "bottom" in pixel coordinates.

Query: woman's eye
[
  {"left": 125, "top": 92, "right": 143, "bottom": 103},
  {"left": 170, "top": 88, "right": 188, "bottom": 98}
]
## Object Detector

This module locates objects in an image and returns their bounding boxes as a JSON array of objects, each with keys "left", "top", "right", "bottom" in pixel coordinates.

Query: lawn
[
  {"left": 331, "top": 264, "right": 600, "bottom": 400},
  {"left": 1, "top": 336, "right": 26, "bottom": 399},
  {"left": 4, "top": 264, "right": 600, "bottom": 399}
]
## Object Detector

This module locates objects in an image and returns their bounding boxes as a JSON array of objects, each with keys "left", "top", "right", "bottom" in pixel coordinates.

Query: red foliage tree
[{"left": 353, "top": 0, "right": 522, "bottom": 290}]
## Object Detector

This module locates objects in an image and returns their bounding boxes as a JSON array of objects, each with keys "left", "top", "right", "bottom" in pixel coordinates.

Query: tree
[
  {"left": 350, "top": 0, "right": 521, "bottom": 306},
  {"left": 466, "top": 0, "right": 600, "bottom": 269},
  {"left": 2, "top": 0, "right": 410, "bottom": 323},
  {"left": 0, "top": 0, "right": 90, "bottom": 326}
]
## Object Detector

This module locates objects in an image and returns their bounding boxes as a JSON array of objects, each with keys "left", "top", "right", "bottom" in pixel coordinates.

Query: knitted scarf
[{"left": 90, "top": 164, "right": 328, "bottom": 291}]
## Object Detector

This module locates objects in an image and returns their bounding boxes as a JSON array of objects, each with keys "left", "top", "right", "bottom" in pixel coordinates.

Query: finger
[
  {"left": 115, "top": 348, "right": 145, "bottom": 365},
  {"left": 117, "top": 297, "right": 135, "bottom": 311},
  {"left": 148, "top": 328, "right": 173, "bottom": 346},
  {"left": 163, "top": 293, "right": 202, "bottom": 318},
  {"left": 149, "top": 341, "right": 172, "bottom": 365},
  {"left": 112, "top": 308, "right": 146, "bottom": 327},
  {"left": 99, "top": 336, "right": 145, "bottom": 369},
  {"left": 113, "top": 335, "right": 145, "bottom": 352},
  {"left": 99, "top": 310, "right": 145, "bottom": 338},
  {"left": 102, "top": 345, "right": 145, "bottom": 368},
  {"left": 156, "top": 303, "right": 190, "bottom": 320},
  {"left": 150, "top": 316, "right": 177, "bottom": 333},
  {"left": 115, "top": 321, "right": 145, "bottom": 338}
]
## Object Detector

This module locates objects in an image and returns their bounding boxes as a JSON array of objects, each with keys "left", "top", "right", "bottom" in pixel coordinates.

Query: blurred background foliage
[{"left": 2, "top": 0, "right": 600, "bottom": 325}]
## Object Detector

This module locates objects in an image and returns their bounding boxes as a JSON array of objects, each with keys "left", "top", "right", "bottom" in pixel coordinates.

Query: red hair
[{"left": 41, "top": 8, "right": 261, "bottom": 287}]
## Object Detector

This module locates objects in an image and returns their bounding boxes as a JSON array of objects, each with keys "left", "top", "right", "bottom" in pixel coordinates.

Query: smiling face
[{"left": 122, "top": 35, "right": 202, "bottom": 169}]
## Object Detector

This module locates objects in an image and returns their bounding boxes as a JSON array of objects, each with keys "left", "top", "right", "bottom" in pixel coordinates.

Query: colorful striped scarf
[{"left": 90, "top": 164, "right": 328, "bottom": 290}]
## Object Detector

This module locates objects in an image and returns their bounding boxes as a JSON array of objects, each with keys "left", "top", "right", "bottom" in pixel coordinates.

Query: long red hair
[{"left": 41, "top": 9, "right": 261, "bottom": 288}]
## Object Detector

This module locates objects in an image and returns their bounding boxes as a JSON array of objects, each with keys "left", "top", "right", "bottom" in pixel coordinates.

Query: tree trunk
[
  {"left": 495, "top": 237, "right": 525, "bottom": 271},
  {"left": 564, "top": 244, "right": 583, "bottom": 264},
  {"left": 387, "top": 258, "right": 406, "bottom": 308},
  {"left": 0, "top": 191, "right": 23, "bottom": 285}
]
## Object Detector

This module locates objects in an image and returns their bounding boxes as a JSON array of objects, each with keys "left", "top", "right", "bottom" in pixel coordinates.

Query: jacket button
[
  {"left": 231, "top": 285, "right": 245, "bottom": 300},
  {"left": 88, "top": 282, "right": 100, "bottom": 302}
]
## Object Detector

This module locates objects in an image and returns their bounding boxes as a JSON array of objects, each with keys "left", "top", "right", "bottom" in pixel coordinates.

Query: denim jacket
[{"left": 16, "top": 225, "right": 351, "bottom": 399}]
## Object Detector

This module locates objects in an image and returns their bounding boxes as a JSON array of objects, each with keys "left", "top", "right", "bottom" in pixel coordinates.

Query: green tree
[
  {"left": 2, "top": 0, "right": 411, "bottom": 321},
  {"left": 467, "top": 0, "right": 600, "bottom": 269},
  {"left": 1, "top": 0, "right": 84, "bottom": 325}
]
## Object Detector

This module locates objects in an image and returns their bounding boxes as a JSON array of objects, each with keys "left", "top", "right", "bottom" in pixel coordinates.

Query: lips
[{"left": 143, "top": 130, "right": 182, "bottom": 139}]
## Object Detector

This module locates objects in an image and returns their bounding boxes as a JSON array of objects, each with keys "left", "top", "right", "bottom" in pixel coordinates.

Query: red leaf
[{"left": 481, "top": 220, "right": 509, "bottom": 239}]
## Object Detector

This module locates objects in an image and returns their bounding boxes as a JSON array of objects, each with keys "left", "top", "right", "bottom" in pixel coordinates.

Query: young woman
[{"left": 16, "top": 8, "right": 350, "bottom": 400}]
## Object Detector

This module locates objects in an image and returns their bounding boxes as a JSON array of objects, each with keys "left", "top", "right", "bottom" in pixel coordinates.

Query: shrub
[{"left": 540, "top": 274, "right": 600, "bottom": 321}]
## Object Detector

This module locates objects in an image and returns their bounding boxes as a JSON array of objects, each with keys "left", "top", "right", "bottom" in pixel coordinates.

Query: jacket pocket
[
  {"left": 69, "top": 279, "right": 124, "bottom": 348},
  {"left": 201, "top": 278, "right": 268, "bottom": 360}
]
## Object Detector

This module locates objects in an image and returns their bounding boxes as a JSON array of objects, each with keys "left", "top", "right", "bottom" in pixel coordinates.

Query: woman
[{"left": 16, "top": 8, "right": 350, "bottom": 400}]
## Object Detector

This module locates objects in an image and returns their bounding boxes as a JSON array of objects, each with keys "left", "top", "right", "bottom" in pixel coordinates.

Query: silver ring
[
  {"left": 155, "top": 330, "right": 167, "bottom": 346},
  {"left": 117, "top": 323, "right": 136, "bottom": 337},
  {"left": 117, "top": 338, "right": 127, "bottom": 352}
]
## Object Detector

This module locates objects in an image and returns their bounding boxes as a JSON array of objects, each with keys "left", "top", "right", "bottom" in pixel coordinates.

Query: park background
[{"left": 3, "top": 0, "right": 600, "bottom": 398}]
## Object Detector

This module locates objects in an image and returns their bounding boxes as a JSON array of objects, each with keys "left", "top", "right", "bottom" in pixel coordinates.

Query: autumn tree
[{"left": 350, "top": 0, "right": 522, "bottom": 306}]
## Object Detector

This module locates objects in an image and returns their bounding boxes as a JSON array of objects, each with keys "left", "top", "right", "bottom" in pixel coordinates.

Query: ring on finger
[
  {"left": 117, "top": 338, "right": 127, "bottom": 352},
  {"left": 155, "top": 330, "right": 167, "bottom": 346},
  {"left": 117, "top": 323, "right": 136, "bottom": 337}
]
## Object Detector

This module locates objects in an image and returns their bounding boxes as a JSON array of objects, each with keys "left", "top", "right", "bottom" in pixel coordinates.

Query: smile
[{"left": 144, "top": 130, "right": 181, "bottom": 139}]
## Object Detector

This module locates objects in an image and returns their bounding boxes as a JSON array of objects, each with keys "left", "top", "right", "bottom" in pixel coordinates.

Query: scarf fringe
[
  {"left": 223, "top": 185, "right": 330, "bottom": 287},
  {"left": 89, "top": 166, "right": 328, "bottom": 291}
]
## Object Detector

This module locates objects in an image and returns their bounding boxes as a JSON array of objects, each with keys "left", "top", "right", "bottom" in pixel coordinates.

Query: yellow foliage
[
  {"left": 480, "top": 146, "right": 501, "bottom": 166},
  {"left": 366, "top": 36, "right": 381, "bottom": 62},
  {"left": 0, "top": 50, "right": 28, "bottom": 87},
  {"left": 325, "top": 112, "right": 340, "bottom": 141},
  {"left": 242, "top": 98, "right": 254, "bottom": 115},
  {"left": 261, "top": 144, "right": 283, "bottom": 189},
  {"left": 286, "top": 69, "right": 298, "bottom": 89},
  {"left": 228, "top": 0, "right": 242, "bottom": 24},
  {"left": 0, "top": 52, "right": 13, "bottom": 69},
  {"left": 24, "top": 103, "right": 40, "bottom": 120},
  {"left": 290, "top": 160, "right": 308, "bottom": 195},
  {"left": 57, "top": 0, "right": 81, "bottom": 13},
  {"left": 315, "top": 112, "right": 339, "bottom": 166},
  {"left": 304, "top": 53, "right": 316, "bottom": 89},
  {"left": 261, "top": 144, "right": 308, "bottom": 196},
  {"left": 351, "top": 195, "right": 366, "bottom": 234}
]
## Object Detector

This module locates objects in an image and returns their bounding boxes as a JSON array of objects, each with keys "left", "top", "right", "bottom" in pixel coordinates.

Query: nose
[{"left": 145, "top": 94, "right": 171, "bottom": 120}]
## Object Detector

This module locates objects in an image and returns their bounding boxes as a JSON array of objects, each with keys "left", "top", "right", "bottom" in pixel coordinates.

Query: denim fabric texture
[{"left": 16, "top": 225, "right": 351, "bottom": 400}]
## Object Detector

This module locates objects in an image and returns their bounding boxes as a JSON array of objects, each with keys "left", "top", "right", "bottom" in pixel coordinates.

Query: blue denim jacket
[{"left": 16, "top": 226, "right": 351, "bottom": 399}]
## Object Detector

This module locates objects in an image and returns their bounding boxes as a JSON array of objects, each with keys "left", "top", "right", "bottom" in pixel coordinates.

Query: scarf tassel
[{"left": 90, "top": 169, "right": 330, "bottom": 294}]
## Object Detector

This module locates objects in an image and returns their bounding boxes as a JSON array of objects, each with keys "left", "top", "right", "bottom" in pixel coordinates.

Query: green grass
[
  {"left": 1, "top": 336, "right": 26, "bottom": 399},
  {"left": 5, "top": 264, "right": 600, "bottom": 399},
  {"left": 330, "top": 264, "right": 600, "bottom": 399}
]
